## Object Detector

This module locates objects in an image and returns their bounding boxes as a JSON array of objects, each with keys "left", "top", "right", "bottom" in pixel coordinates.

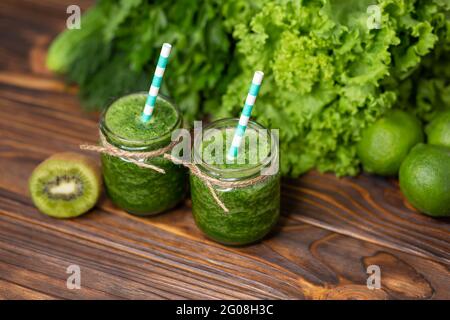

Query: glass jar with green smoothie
[
  {"left": 100, "top": 92, "right": 187, "bottom": 216},
  {"left": 190, "top": 118, "right": 280, "bottom": 245}
]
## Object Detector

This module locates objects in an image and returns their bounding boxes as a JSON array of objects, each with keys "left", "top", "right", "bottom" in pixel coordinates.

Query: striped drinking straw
[
  {"left": 141, "top": 43, "right": 172, "bottom": 123},
  {"left": 227, "top": 71, "right": 264, "bottom": 160}
]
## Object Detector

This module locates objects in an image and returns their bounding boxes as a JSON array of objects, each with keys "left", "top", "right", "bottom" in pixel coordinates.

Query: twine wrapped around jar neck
[
  {"left": 81, "top": 131, "right": 175, "bottom": 174},
  {"left": 80, "top": 131, "right": 270, "bottom": 213}
]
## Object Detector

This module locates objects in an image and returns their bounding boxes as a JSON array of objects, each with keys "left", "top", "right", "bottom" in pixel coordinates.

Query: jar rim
[
  {"left": 100, "top": 92, "right": 182, "bottom": 151},
  {"left": 193, "top": 118, "right": 279, "bottom": 181}
]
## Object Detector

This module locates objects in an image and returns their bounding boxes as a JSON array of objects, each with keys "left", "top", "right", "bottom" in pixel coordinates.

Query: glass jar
[
  {"left": 100, "top": 93, "right": 187, "bottom": 216},
  {"left": 190, "top": 118, "right": 280, "bottom": 245}
]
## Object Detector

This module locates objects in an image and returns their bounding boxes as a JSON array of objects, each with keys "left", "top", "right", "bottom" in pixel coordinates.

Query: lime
[
  {"left": 399, "top": 144, "right": 450, "bottom": 217},
  {"left": 425, "top": 110, "right": 450, "bottom": 148},
  {"left": 357, "top": 110, "right": 424, "bottom": 176}
]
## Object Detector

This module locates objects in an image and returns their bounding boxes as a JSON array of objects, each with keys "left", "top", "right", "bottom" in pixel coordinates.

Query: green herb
[{"left": 47, "top": 0, "right": 234, "bottom": 122}]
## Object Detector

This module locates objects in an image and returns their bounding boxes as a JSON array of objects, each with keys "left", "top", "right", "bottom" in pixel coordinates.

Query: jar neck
[
  {"left": 193, "top": 118, "right": 278, "bottom": 182},
  {"left": 100, "top": 122, "right": 181, "bottom": 152}
]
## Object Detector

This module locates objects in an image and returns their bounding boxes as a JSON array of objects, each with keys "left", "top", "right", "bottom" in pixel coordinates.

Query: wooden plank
[
  {"left": 0, "top": 279, "right": 56, "bottom": 300},
  {"left": 283, "top": 174, "right": 450, "bottom": 264},
  {"left": 1, "top": 186, "right": 449, "bottom": 299},
  {"left": 0, "top": 190, "right": 312, "bottom": 300}
]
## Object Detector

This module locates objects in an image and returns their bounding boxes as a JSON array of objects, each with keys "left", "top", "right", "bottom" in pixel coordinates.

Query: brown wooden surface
[{"left": 0, "top": 0, "right": 449, "bottom": 300}]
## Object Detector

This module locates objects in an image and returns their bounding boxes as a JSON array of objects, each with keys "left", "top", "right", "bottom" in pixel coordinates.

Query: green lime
[
  {"left": 399, "top": 144, "right": 450, "bottom": 217},
  {"left": 425, "top": 110, "right": 450, "bottom": 148},
  {"left": 357, "top": 110, "right": 424, "bottom": 176}
]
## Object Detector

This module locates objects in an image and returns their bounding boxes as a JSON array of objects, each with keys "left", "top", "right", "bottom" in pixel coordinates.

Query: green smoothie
[
  {"left": 100, "top": 93, "right": 187, "bottom": 215},
  {"left": 190, "top": 118, "right": 280, "bottom": 245}
]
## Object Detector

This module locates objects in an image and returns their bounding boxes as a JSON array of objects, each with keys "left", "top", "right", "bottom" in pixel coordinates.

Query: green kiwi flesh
[{"left": 29, "top": 152, "right": 101, "bottom": 218}]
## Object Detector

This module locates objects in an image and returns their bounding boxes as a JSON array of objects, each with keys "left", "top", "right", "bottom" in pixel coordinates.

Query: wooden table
[{"left": 0, "top": 0, "right": 449, "bottom": 300}]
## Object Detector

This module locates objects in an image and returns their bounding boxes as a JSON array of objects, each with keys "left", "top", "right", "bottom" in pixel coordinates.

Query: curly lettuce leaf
[{"left": 216, "top": 0, "right": 449, "bottom": 176}]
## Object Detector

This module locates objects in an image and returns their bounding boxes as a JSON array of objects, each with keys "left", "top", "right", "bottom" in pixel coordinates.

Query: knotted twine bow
[{"left": 80, "top": 131, "right": 269, "bottom": 213}]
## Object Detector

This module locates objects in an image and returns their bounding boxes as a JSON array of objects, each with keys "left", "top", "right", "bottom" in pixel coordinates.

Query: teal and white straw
[
  {"left": 227, "top": 71, "right": 264, "bottom": 160},
  {"left": 141, "top": 43, "right": 172, "bottom": 123}
]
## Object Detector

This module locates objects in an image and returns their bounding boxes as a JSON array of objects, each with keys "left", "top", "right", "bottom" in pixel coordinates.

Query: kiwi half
[{"left": 29, "top": 152, "right": 101, "bottom": 218}]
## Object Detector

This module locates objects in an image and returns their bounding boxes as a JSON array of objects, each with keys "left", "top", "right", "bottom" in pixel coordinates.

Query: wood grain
[
  {"left": 283, "top": 174, "right": 450, "bottom": 264},
  {"left": 0, "top": 0, "right": 449, "bottom": 300}
]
